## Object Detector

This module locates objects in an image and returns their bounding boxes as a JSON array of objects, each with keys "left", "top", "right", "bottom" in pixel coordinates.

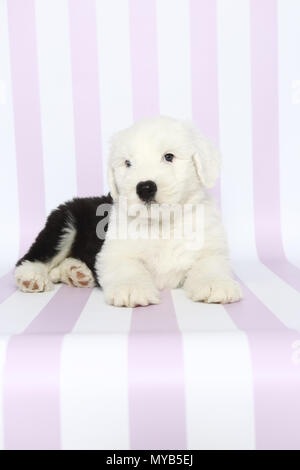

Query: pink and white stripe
[
  {"left": 0, "top": 0, "right": 299, "bottom": 450},
  {"left": 250, "top": 0, "right": 300, "bottom": 292},
  {"left": 3, "top": 285, "right": 92, "bottom": 450},
  {"left": 128, "top": 1, "right": 186, "bottom": 449}
]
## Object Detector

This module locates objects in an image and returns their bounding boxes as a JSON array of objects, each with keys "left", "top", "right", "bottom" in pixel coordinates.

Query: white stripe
[
  {"left": 217, "top": 0, "right": 255, "bottom": 260},
  {"left": 35, "top": 0, "right": 77, "bottom": 213},
  {"left": 172, "top": 289, "right": 255, "bottom": 450},
  {"left": 217, "top": 0, "right": 300, "bottom": 331},
  {"left": 95, "top": 0, "right": 133, "bottom": 194},
  {"left": 0, "top": 335, "right": 9, "bottom": 450},
  {"left": 0, "top": 285, "right": 60, "bottom": 334},
  {"left": 0, "top": 0, "right": 19, "bottom": 274},
  {"left": 156, "top": 0, "right": 192, "bottom": 119},
  {"left": 60, "top": 289, "right": 131, "bottom": 449},
  {"left": 278, "top": 0, "right": 300, "bottom": 269}
]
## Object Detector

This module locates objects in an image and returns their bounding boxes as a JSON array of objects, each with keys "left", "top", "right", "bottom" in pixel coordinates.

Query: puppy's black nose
[{"left": 136, "top": 180, "right": 157, "bottom": 202}]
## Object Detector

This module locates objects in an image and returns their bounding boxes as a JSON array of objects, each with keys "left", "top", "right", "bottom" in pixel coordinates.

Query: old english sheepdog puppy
[{"left": 14, "top": 116, "right": 242, "bottom": 307}]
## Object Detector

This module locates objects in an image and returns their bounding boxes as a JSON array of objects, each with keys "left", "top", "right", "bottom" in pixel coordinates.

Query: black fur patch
[{"left": 16, "top": 194, "right": 113, "bottom": 287}]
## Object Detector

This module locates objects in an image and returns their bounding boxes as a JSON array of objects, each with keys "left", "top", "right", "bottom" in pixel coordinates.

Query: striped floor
[{"left": 0, "top": 0, "right": 300, "bottom": 449}]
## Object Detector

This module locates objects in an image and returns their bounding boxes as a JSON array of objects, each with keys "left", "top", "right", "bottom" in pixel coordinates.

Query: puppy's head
[{"left": 108, "top": 116, "right": 220, "bottom": 207}]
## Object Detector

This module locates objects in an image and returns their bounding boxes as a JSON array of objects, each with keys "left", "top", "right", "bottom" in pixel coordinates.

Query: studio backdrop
[{"left": 0, "top": 0, "right": 300, "bottom": 450}]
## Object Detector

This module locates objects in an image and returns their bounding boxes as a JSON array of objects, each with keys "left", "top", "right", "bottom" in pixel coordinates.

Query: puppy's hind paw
[
  {"left": 184, "top": 279, "right": 242, "bottom": 304},
  {"left": 15, "top": 261, "right": 53, "bottom": 293},
  {"left": 58, "top": 257, "right": 95, "bottom": 288}
]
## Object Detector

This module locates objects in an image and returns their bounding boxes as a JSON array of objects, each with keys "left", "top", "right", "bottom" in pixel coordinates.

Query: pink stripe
[
  {"left": 7, "top": 0, "right": 46, "bottom": 256},
  {"left": 129, "top": 0, "right": 159, "bottom": 120},
  {"left": 227, "top": 279, "right": 300, "bottom": 450},
  {"left": 250, "top": 0, "right": 300, "bottom": 291},
  {"left": 68, "top": 0, "right": 103, "bottom": 196},
  {"left": 3, "top": 285, "right": 92, "bottom": 450},
  {"left": 189, "top": 0, "right": 220, "bottom": 204},
  {"left": 128, "top": 291, "right": 186, "bottom": 449},
  {"left": 0, "top": 1, "right": 46, "bottom": 305}
]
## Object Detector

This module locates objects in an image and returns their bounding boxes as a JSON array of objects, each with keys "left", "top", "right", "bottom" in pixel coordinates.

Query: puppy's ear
[
  {"left": 108, "top": 166, "right": 118, "bottom": 200},
  {"left": 189, "top": 125, "right": 221, "bottom": 188}
]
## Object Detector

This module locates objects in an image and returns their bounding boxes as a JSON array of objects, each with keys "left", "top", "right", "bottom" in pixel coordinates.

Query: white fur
[
  {"left": 15, "top": 260, "right": 53, "bottom": 293},
  {"left": 48, "top": 221, "right": 76, "bottom": 270},
  {"left": 97, "top": 116, "right": 242, "bottom": 307}
]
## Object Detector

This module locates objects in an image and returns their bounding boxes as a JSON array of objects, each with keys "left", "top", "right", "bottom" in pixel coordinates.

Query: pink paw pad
[{"left": 67, "top": 264, "right": 94, "bottom": 288}]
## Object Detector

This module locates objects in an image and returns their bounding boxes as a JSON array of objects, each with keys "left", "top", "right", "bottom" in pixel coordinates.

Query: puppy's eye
[
  {"left": 125, "top": 160, "right": 131, "bottom": 168},
  {"left": 164, "top": 153, "right": 175, "bottom": 162}
]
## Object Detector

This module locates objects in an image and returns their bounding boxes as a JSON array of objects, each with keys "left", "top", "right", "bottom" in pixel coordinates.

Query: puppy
[{"left": 15, "top": 116, "right": 242, "bottom": 307}]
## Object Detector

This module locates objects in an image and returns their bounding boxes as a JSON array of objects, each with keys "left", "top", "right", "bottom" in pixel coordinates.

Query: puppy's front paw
[
  {"left": 103, "top": 282, "right": 160, "bottom": 308},
  {"left": 15, "top": 261, "right": 53, "bottom": 293},
  {"left": 184, "top": 278, "right": 242, "bottom": 304}
]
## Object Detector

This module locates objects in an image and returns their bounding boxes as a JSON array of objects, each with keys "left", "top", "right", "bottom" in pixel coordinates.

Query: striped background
[{"left": 0, "top": 0, "right": 300, "bottom": 450}]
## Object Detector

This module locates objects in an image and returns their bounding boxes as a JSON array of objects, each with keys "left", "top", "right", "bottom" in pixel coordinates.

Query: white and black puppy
[{"left": 15, "top": 116, "right": 242, "bottom": 307}]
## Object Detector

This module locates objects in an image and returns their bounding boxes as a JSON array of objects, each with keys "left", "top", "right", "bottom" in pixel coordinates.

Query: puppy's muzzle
[{"left": 136, "top": 180, "right": 157, "bottom": 202}]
